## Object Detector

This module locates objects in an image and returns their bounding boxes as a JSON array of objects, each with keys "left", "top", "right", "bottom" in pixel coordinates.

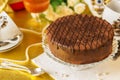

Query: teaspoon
[{"left": 0, "top": 61, "right": 45, "bottom": 76}]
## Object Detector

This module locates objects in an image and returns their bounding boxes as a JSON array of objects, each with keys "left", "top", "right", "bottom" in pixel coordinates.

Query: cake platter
[{"left": 32, "top": 38, "right": 120, "bottom": 80}]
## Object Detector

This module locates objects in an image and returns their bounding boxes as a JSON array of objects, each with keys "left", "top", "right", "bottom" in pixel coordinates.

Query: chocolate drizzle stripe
[
  {"left": 92, "top": 20, "right": 102, "bottom": 48},
  {"left": 69, "top": 30, "right": 75, "bottom": 53},
  {"left": 66, "top": 25, "right": 74, "bottom": 47},
  {"left": 51, "top": 18, "right": 65, "bottom": 38},
  {"left": 57, "top": 16, "right": 73, "bottom": 47},
  {"left": 67, "top": 16, "right": 78, "bottom": 50},
  {"left": 47, "top": 22, "right": 54, "bottom": 34},
  {"left": 77, "top": 15, "right": 89, "bottom": 50},
  {"left": 62, "top": 16, "right": 73, "bottom": 46},
  {"left": 94, "top": 20, "right": 102, "bottom": 48},
  {"left": 101, "top": 22, "right": 109, "bottom": 44},
  {"left": 51, "top": 20, "right": 63, "bottom": 43},
  {"left": 90, "top": 17, "right": 99, "bottom": 49},
  {"left": 62, "top": 25, "right": 71, "bottom": 47},
  {"left": 95, "top": 19, "right": 105, "bottom": 47},
  {"left": 89, "top": 17, "right": 98, "bottom": 49},
  {"left": 108, "top": 27, "right": 113, "bottom": 39},
  {"left": 107, "top": 23, "right": 112, "bottom": 39},
  {"left": 78, "top": 21, "right": 90, "bottom": 50},
  {"left": 84, "top": 16, "right": 94, "bottom": 50},
  {"left": 62, "top": 16, "right": 76, "bottom": 47},
  {"left": 74, "top": 15, "right": 86, "bottom": 50},
  {"left": 49, "top": 22, "right": 58, "bottom": 41},
  {"left": 72, "top": 17, "right": 82, "bottom": 50},
  {"left": 54, "top": 22, "right": 64, "bottom": 43},
  {"left": 47, "top": 20, "right": 59, "bottom": 34},
  {"left": 58, "top": 22, "right": 68, "bottom": 47}
]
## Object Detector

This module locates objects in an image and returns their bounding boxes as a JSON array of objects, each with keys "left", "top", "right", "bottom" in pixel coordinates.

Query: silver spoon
[{"left": 0, "top": 61, "right": 45, "bottom": 76}]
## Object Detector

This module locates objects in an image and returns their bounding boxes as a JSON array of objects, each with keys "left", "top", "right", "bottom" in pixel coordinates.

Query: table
[
  {"left": 0, "top": 10, "right": 54, "bottom": 80},
  {"left": 0, "top": 2, "right": 91, "bottom": 79}
]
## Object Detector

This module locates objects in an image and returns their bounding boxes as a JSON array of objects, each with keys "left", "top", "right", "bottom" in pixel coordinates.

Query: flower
[
  {"left": 44, "top": 4, "right": 74, "bottom": 21},
  {"left": 67, "top": 0, "right": 80, "bottom": 7},
  {"left": 43, "top": 5, "right": 60, "bottom": 21},
  {"left": 56, "top": 4, "right": 74, "bottom": 17},
  {"left": 74, "top": 3, "right": 86, "bottom": 14}
]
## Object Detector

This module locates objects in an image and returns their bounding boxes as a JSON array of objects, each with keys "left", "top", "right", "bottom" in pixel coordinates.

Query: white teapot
[{"left": 102, "top": 0, "right": 120, "bottom": 24}]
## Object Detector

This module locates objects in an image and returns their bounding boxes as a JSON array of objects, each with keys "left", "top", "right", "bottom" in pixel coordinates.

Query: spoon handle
[{"left": 0, "top": 61, "right": 31, "bottom": 73}]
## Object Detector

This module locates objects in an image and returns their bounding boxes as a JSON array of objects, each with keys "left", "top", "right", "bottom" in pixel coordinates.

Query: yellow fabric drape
[{"left": 0, "top": 0, "right": 13, "bottom": 13}]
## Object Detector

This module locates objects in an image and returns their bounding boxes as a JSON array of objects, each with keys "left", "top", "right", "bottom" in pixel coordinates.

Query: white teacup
[
  {"left": 0, "top": 11, "right": 23, "bottom": 52},
  {"left": 102, "top": 0, "right": 120, "bottom": 24}
]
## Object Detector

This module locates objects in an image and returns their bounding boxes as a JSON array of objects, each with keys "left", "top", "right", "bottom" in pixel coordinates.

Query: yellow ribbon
[
  {"left": 0, "top": 0, "right": 8, "bottom": 12},
  {"left": 0, "top": 0, "right": 13, "bottom": 13}
]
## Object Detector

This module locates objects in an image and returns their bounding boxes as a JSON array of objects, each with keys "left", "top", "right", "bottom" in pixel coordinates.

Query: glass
[{"left": 23, "top": 0, "right": 50, "bottom": 22}]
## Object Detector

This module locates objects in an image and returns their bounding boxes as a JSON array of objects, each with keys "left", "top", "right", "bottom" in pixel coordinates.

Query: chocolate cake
[{"left": 46, "top": 14, "right": 114, "bottom": 64}]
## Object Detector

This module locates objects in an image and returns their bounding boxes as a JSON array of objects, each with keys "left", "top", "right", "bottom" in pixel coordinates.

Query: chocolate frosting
[{"left": 47, "top": 14, "right": 114, "bottom": 51}]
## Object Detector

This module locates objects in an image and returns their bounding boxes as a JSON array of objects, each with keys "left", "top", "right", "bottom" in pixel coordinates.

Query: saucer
[{"left": 0, "top": 34, "right": 23, "bottom": 52}]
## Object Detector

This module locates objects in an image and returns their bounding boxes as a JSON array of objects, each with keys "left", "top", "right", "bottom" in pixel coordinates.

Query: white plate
[{"left": 33, "top": 52, "right": 120, "bottom": 80}]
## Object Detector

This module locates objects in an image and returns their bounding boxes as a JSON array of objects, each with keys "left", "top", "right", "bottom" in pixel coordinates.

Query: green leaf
[
  {"left": 50, "top": 0, "right": 67, "bottom": 11},
  {"left": 79, "top": 0, "right": 84, "bottom": 2}
]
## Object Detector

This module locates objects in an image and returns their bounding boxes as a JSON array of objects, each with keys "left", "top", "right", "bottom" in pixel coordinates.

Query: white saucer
[{"left": 0, "top": 34, "right": 23, "bottom": 52}]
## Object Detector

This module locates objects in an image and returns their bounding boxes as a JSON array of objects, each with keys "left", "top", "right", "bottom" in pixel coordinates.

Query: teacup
[
  {"left": 102, "top": 0, "right": 120, "bottom": 24},
  {"left": 0, "top": 11, "right": 23, "bottom": 52}
]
